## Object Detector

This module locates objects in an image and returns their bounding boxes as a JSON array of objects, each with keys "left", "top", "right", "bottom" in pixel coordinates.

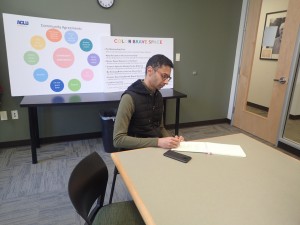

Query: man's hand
[
  {"left": 175, "top": 135, "right": 184, "bottom": 142},
  {"left": 158, "top": 136, "right": 184, "bottom": 149}
]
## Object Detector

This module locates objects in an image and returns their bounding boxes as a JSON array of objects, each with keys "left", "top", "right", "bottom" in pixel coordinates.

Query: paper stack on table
[{"left": 172, "top": 141, "right": 246, "bottom": 157}]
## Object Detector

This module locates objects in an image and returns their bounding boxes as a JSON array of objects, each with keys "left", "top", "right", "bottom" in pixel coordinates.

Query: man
[
  {"left": 272, "top": 22, "right": 284, "bottom": 54},
  {"left": 113, "top": 54, "right": 184, "bottom": 150}
]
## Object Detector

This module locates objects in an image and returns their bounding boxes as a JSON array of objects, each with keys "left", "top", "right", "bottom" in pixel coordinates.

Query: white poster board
[
  {"left": 3, "top": 13, "right": 111, "bottom": 96},
  {"left": 100, "top": 36, "right": 174, "bottom": 92}
]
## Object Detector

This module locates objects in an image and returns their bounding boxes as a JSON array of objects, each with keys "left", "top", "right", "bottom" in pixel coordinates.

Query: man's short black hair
[{"left": 145, "top": 54, "right": 174, "bottom": 74}]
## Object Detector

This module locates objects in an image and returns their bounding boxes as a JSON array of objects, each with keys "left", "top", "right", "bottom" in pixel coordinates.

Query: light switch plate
[{"left": 0, "top": 111, "right": 8, "bottom": 120}]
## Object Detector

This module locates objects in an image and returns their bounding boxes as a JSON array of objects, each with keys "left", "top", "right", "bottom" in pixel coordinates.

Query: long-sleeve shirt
[{"left": 113, "top": 93, "right": 171, "bottom": 149}]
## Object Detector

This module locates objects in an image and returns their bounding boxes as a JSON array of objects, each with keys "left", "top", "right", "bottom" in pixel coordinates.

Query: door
[{"left": 232, "top": 0, "right": 300, "bottom": 144}]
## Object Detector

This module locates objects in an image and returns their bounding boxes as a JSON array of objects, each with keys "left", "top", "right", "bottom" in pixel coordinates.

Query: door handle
[{"left": 273, "top": 77, "right": 287, "bottom": 84}]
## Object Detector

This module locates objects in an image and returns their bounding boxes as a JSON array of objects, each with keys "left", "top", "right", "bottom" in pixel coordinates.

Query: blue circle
[
  {"left": 80, "top": 38, "right": 93, "bottom": 52},
  {"left": 50, "top": 79, "right": 64, "bottom": 92},
  {"left": 33, "top": 68, "right": 48, "bottom": 82},
  {"left": 65, "top": 30, "right": 78, "bottom": 44}
]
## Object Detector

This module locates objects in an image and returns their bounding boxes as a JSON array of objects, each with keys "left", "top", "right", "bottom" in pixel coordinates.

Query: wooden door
[{"left": 233, "top": 0, "right": 300, "bottom": 144}]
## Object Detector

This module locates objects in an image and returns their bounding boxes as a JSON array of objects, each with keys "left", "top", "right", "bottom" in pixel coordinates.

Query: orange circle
[{"left": 46, "top": 29, "right": 62, "bottom": 42}]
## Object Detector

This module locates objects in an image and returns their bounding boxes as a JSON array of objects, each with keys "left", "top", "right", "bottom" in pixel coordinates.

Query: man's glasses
[{"left": 155, "top": 70, "right": 172, "bottom": 81}]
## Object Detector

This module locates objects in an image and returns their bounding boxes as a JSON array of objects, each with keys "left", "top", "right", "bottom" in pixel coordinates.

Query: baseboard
[
  {"left": 278, "top": 141, "right": 300, "bottom": 158},
  {"left": 0, "top": 139, "right": 31, "bottom": 148},
  {"left": 289, "top": 114, "right": 300, "bottom": 120},
  {"left": 0, "top": 132, "right": 102, "bottom": 149},
  {"left": 0, "top": 119, "right": 230, "bottom": 148},
  {"left": 165, "top": 118, "right": 230, "bottom": 130}
]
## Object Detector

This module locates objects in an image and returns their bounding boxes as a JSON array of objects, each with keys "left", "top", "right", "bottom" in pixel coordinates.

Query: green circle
[
  {"left": 68, "top": 79, "right": 81, "bottom": 92},
  {"left": 24, "top": 51, "right": 39, "bottom": 65}
]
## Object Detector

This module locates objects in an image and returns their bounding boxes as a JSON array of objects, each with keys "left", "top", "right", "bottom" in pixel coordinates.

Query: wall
[{"left": 0, "top": 0, "right": 242, "bottom": 143}]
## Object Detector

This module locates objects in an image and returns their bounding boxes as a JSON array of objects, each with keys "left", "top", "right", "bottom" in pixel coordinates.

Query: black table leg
[
  {"left": 175, "top": 98, "right": 180, "bottom": 135},
  {"left": 28, "top": 107, "right": 39, "bottom": 164},
  {"left": 163, "top": 99, "right": 167, "bottom": 126}
]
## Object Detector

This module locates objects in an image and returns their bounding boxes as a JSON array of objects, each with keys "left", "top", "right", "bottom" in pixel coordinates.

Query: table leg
[
  {"left": 175, "top": 98, "right": 180, "bottom": 135},
  {"left": 28, "top": 107, "right": 39, "bottom": 164},
  {"left": 163, "top": 99, "right": 167, "bottom": 126}
]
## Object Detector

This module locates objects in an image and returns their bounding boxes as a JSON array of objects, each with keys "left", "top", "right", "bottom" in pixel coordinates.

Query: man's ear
[{"left": 146, "top": 66, "right": 154, "bottom": 75}]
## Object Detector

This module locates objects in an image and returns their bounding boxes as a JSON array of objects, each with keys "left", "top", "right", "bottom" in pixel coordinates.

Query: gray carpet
[{"left": 0, "top": 136, "right": 132, "bottom": 225}]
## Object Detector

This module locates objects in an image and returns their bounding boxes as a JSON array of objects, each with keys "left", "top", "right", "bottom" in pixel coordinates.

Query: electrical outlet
[
  {"left": 0, "top": 111, "right": 8, "bottom": 120},
  {"left": 11, "top": 110, "right": 18, "bottom": 119}
]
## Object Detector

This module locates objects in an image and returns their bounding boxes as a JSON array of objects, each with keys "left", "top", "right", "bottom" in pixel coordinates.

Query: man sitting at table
[{"left": 113, "top": 54, "right": 184, "bottom": 150}]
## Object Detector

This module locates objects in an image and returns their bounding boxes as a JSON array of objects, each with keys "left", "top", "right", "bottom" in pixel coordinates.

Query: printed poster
[
  {"left": 3, "top": 13, "right": 110, "bottom": 96},
  {"left": 100, "top": 36, "right": 174, "bottom": 92}
]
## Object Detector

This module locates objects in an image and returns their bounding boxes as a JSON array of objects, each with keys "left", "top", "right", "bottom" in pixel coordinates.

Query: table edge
[{"left": 111, "top": 152, "right": 156, "bottom": 225}]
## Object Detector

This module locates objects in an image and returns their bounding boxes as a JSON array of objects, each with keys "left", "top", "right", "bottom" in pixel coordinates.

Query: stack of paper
[{"left": 172, "top": 142, "right": 246, "bottom": 157}]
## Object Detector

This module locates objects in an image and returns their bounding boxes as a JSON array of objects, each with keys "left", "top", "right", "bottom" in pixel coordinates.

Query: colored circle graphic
[
  {"left": 81, "top": 69, "right": 94, "bottom": 81},
  {"left": 68, "top": 79, "right": 81, "bottom": 92},
  {"left": 80, "top": 38, "right": 93, "bottom": 52},
  {"left": 46, "top": 29, "right": 62, "bottom": 42},
  {"left": 31, "top": 35, "right": 46, "bottom": 50},
  {"left": 87, "top": 53, "right": 100, "bottom": 66},
  {"left": 33, "top": 68, "right": 48, "bottom": 82},
  {"left": 65, "top": 30, "right": 78, "bottom": 44},
  {"left": 24, "top": 51, "right": 39, "bottom": 65},
  {"left": 53, "top": 47, "right": 75, "bottom": 68},
  {"left": 50, "top": 79, "right": 64, "bottom": 92}
]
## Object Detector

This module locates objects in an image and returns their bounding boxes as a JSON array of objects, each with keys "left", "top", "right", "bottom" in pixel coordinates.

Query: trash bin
[{"left": 100, "top": 110, "right": 118, "bottom": 153}]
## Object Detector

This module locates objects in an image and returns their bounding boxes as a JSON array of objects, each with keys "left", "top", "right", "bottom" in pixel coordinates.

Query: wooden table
[{"left": 111, "top": 133, "right": 300, "bottom": 225}]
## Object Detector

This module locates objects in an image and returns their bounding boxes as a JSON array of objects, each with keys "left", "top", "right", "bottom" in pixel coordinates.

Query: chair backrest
[{"left": 68, "top": 152, "right": 108, "bottom": 224}]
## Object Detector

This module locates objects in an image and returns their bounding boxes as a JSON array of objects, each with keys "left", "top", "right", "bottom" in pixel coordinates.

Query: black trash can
[{"left": 100, "top": 110, "right": 118, "bottom": 153}]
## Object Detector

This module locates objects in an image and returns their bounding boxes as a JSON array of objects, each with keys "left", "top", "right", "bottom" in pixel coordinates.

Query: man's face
[{"left": 149, "top": 65, "right": 172, "bottom": 90}]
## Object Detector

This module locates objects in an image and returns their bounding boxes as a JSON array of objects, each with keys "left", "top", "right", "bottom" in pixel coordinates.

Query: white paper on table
[{"left": 172, "top": 142, "right": 246, "bottom": 157}]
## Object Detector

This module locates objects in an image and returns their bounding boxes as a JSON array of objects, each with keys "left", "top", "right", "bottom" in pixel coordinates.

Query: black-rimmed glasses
[{"left": 155, "top": 70, "right": 172, "bottom": 81}]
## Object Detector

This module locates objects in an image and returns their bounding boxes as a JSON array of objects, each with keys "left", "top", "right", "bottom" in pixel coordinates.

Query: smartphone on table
[{"left": 163, "top": 150, "right": 192, "bottom": 163}]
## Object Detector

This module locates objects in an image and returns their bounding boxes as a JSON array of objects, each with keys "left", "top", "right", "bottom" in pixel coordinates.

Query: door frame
[
  {"left": 227, "top": 0, "right": 249, "bottom": 119},
  {"left": 278, "top": 28, "right": 300, "bottom": 150}
]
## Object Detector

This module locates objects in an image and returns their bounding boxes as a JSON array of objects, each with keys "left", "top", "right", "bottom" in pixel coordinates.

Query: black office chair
[{"left": 68, "top": 152, "right": 145, "bottom": 225}]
